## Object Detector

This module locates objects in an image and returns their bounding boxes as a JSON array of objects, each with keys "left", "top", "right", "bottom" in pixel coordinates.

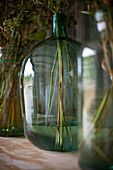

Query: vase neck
[{"left": 53, "top": 13, "right": 67, "bottom": 38}]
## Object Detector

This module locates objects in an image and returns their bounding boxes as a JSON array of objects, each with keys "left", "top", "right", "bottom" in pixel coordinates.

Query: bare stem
[{"left": 47, "top": 49, "right": 58, "bottom": 115}]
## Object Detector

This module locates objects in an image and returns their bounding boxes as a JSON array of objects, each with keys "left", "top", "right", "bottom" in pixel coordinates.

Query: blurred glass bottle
[{"left": 78, "top": 10, "right": 113, "bottom": 170}]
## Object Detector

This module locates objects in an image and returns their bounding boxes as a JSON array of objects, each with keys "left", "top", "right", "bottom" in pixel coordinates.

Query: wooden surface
[{"left": 0, "top": 137, "right": 82, "bottom": 170}]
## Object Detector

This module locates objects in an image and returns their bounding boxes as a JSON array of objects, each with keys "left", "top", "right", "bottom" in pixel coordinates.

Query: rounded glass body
[
  {"left": 78, "top": 12, "right": 113, "bottom": 170},
  {"left": 20, "top": 14, "right": 81, "bottom": 151}
]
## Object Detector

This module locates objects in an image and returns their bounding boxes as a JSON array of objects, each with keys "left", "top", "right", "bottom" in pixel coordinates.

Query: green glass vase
[
  {"left": 20, "top": 13, "right": 81, "bottom": 151},
  {"left": 0, "top": 47, "right": 24, "bottom": 137},
  {"left": 78, "top": 10, "right": 113, "bottom": 170}
]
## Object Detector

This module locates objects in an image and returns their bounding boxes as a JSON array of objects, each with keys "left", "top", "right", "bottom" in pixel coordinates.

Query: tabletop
[{"left": 0, "top": 136, "right": 82, "bottom": 170}]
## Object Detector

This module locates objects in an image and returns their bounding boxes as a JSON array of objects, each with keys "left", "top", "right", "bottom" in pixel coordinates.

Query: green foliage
[
  {"left": 32, "top": 0, "right": 72, "bottom": 13},
  {"left": 0, "top": 0, "right": 54, "bottom": 65},
  {"left": 33, "top": 29, "right": 47, "bottom": 42},
  {"left": 0, "top": 0, "right": 80, "bottom": 63},
  {"left": 0, "top": 0, "right": 78, "bottom": 51}
]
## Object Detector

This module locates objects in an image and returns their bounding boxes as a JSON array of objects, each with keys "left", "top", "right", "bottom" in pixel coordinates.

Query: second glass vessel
[{"left": 78, "top": 10, "right": 113, "bottom": 169}]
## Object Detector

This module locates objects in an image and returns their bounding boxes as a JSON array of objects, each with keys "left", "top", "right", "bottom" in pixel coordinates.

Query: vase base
[
  {"left": 79, "top": 162, "right": 112, "bottom": 170},
  {"left": 0, "top": 127, "right": 24, "bottom": 137},
  {"left": 25, "top": 120, "right": 78, "bottom": 152}
]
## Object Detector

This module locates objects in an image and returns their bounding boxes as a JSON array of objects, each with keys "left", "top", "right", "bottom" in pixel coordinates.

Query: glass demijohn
[
  {"left": 20, "top": 13, "right": 81, "bottom": 151},
  {"left": 78, "top": 11, "right": 113, "bottom": 169}
]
